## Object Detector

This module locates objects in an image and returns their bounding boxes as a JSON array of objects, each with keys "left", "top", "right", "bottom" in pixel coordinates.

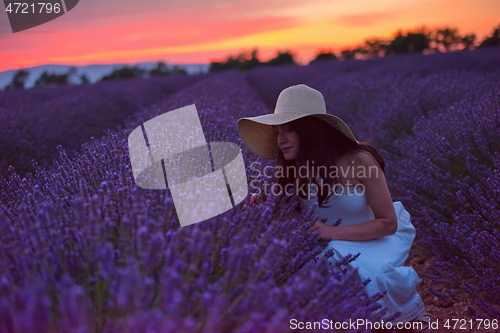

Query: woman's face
[{"left": 273, "top": 124, "right": 300, "bottom": 161}]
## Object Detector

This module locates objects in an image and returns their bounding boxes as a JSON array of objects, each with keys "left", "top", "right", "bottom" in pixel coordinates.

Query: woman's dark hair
[{"left": 274, "top": 116, "right": 385, "bottom": 209}]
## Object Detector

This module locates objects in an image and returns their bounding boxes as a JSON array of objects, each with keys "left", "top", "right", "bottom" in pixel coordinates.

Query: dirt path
[{"left": 407, "top": 242, "right": 479, "bottom": 332}]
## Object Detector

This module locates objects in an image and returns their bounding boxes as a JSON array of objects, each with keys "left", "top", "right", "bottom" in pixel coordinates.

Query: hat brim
[{"left": 237, "top": 112, "right": 358, "bottom": 160}]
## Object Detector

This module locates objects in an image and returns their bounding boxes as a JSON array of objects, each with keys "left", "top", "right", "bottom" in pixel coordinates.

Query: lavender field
[
  {"left": 0, "top": 73, "right": 205, "bottom": 178},
  {"left": 0, "top": 48, "right": 499, "bottom": 332}
]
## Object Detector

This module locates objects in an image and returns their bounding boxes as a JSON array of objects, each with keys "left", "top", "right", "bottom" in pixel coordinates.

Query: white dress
[{"left": 300, "top": 183, "right": 426, "bottom": 323}]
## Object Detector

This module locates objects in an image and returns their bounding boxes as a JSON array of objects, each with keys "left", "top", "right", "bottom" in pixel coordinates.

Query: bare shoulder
[
  {"left": 336, "top": 150, "right": 380, "bottom": 168},
  {"left": 352, "top": 150, "right": 380, "bottom": 167}
]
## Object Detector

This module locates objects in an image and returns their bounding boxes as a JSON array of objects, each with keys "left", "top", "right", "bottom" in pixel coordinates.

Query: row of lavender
[
  {"left": 246, "top": 47, "right": 500, "bottom": 111},
  {"left": 247, "top": 48, "right": 500, "bottom": 317},
  {"left": 389, "top": 80, "right": 499, "bottom": 318},
  {"left": 0, "top": 70, "right": 383, "bottom": 332},
  {"left": 0, "top": 73, "right": 204, "bottom": 178}
]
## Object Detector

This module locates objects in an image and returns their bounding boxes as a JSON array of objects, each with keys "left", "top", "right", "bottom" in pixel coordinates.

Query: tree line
[
  {"left": 3, "top": 23, "right": 499, "bottom": 90},
  {"left": 209, "top": 24, "right": 500, "bottom": 72},
  {"left": 2, "top": 61, "right": 187, "bottom": 91}
]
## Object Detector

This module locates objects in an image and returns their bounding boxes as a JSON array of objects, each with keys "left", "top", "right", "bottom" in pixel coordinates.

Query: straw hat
[{"left": 237, "top": 84, "right": 358, "bottom": 159}]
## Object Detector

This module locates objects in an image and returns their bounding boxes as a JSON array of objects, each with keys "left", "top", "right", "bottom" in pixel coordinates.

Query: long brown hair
[{"left": 274, "top": 116, "right": 385, "bottom": 208}]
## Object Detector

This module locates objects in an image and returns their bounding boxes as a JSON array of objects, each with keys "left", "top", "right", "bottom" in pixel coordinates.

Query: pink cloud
[{"left": 0, "top": 12, "right": 300, "bottom": 71}]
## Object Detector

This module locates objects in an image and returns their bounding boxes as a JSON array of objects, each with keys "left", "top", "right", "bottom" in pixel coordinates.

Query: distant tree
[
  {"left": 209, "top": 47, "right": 262, "bottom": 72},
  {"left": 209, "top": 55, "right": 239, "bottom": 72},
  {"left": 34, "top": 73, "right": 54, "bottom": 87},
  {"left": 265, "top": 50, "right": 296, "bottom": 66},
  {"left": 407, "top": 33, "right": 430, "bottom": 52},
  {"left": 149, "top": 61, "right": 169, "bottom": 76},
  {"left": 354, "top": 46, "right": 371, "bottom": 58},
  {"left": 99, "top": 65, "right": 146, "bottom": 82},
  {"left": 390, "top": 36, "right": 406, "bottom": 54},
  {"left": 3, "top": 69, "right": 29, "bottom": 90},
  {"left": 386, "top": 31, "right": 430, "bottom": 54},
  {"left": 434, "top": 27, "right": 462, "bottom": 52},
  {"left": 209, "top": 60, "right": 230, "bottom": 73},
  {"left": 238, "top": 48, "right": 262, "bottom": 70},
  {"left": 149, "top": 61, "right": 187, "bottom": 76},
  {"left": 478, "top": 24, "right": 500, "bottom": 48},
  {"left": 340, "top": 48, "right": 357, "bottom": 59},
  {"left": 310, "top": 50, "right": 338, "bottom": 63},
  {"left": 80, "top": 73, "right": 90, "bottom": 84},
  {"left": 363, "top": 37, "right": 390, "bottom": 56},
  {"left": 171, "top": 65, "right": 188, "bottom": 75},
  {"left": 34, "top": 67, "right": 77, "bottom": 88},
  {"left": 461, "top": 34, "right": 477, "bottom": 50}
]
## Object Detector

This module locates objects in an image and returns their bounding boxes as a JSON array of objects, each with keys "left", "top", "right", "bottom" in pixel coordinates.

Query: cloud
[
  {"left": 78, "top": 15, "right": 300, "bottom": 49},
  {"left": 336, "top": 12, "right": 394, "bottom": 27},
  {"left": 0, "top": 12, "right": 300, "bottom": 71},
  {"left": 43, "top": 0, "right": 324, "bottom": 26}
]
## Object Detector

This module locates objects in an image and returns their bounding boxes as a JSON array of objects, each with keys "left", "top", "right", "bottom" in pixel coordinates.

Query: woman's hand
[{"left": 309, "top": 221, "right": 335, "bottom": 241}]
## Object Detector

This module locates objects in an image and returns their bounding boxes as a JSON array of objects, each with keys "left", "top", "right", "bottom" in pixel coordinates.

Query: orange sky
[{"left": 0, "top": 0, "right": 498, "bottom": 72}]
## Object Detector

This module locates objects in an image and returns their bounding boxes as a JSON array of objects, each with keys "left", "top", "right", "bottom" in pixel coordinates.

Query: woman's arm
[{"left": 310, "top": 151, "right": 398, "bottom": 241}]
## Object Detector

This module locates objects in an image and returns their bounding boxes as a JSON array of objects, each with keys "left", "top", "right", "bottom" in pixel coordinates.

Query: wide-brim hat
[{"left": 237, "top": 84, "right": 358, "bottom": 160}]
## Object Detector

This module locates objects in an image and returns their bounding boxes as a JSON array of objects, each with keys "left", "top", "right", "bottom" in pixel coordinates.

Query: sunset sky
[{"left": 0, "top": 0, "right": 498, "bottom": 72}]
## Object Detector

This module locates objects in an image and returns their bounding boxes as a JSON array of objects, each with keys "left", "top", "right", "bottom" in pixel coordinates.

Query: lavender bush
[
  {"left": 389, "top": 82, "right": 500, "bottom": 317},
  {"left": 0, "top": 74, "right": 205, "bottom": 178}
]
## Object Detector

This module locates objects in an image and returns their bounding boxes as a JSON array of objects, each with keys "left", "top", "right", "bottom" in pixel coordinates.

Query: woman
[{"left": 237, "top": 84, "right": 433, "bottom": 332}]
